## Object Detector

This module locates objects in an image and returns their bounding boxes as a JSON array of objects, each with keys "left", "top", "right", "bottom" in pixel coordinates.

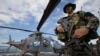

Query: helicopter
[
  {"left": 0, "top": 0, "right": 62, "bottom": 56},
  {"left": 3, "top": 33, "right": 63, "bottom": 56}
]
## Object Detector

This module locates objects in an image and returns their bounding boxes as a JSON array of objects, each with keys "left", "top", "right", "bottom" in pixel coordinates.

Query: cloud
[
  {"left": 0, "top": 0, "right": 50, "bottom": 42},
  {"left": 0, "top": 0, "right": 49, "bottom": 24},
  {"left": 0, "top": 14, "right": 14, "bottom": 23},
  {"left": 74, "top": 0, "right": 88, "bottom": 11},
  {"left": 75, "top": 0, "right": 100, "bottom": 17}
]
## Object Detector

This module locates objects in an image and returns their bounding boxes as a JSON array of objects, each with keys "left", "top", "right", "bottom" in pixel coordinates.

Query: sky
[{"left": 0, "top": 0, "right": 100, "bottom": 45}]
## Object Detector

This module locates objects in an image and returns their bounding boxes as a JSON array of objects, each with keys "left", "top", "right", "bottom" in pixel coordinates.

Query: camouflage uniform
[{"left": 55, "top": 11, "right": 99, "bottom": 56}]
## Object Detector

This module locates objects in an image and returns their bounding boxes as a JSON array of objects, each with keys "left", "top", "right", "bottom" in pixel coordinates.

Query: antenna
[
  {"left": 98, "top": 9, "right": 100, "bottom": 17},
  {"left": 81, "top": 6, "right": 83, "bottom": 11}
]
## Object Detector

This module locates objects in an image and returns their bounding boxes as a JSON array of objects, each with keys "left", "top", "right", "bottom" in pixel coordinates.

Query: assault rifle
[{"left": 65, "top": 38, "right": 97, "bottom": 56}]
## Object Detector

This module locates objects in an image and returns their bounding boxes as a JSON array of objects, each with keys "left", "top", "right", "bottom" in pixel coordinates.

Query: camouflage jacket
[
  {"left": 77, "top": 11, "right": 99, "bottom": 31},
  {"left": 55, "top": 11, "right": 99, "bottom": 42}
]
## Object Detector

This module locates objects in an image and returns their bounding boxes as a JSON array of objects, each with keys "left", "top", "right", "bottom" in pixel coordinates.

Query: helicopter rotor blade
[
  {"left": 37, "top": 0, "right": 61, "bottom": 31},
  {"left": 0, "top": 26, "right": 35, "bottom": 32},
  {"left": 6, "top": 45, "right": 12, "bottom": 52},
  {"left": 4, "top": 35, "right": 13, "bottom": 52},
  {"left": 0, "top": 26, "right": 56, "bottom": 36},
  {"left": 2, "top": 35, "right": 12, "bottom": 44},
  {"left": 41, "top": 32, "right": 56, "bottom": 36}
]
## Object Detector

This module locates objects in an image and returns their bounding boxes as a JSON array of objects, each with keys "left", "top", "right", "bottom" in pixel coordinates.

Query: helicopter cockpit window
[{"left": 33, "top": 41, "right": 40, "bottom": 47}]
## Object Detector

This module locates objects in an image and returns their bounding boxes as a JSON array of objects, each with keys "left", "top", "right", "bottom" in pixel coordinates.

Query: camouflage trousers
[{"left": 64, "top": 46, "right": 88, "bottom": 56}]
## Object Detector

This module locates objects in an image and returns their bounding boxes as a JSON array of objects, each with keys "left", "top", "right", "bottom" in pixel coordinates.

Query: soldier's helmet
[{"left": 63, "top": 3, "right": 76, "bottom": 13}]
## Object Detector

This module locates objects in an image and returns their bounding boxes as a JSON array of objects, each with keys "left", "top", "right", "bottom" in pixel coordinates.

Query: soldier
[{"left": 55, "top": 3, "right": 99, "bottom": 56}]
